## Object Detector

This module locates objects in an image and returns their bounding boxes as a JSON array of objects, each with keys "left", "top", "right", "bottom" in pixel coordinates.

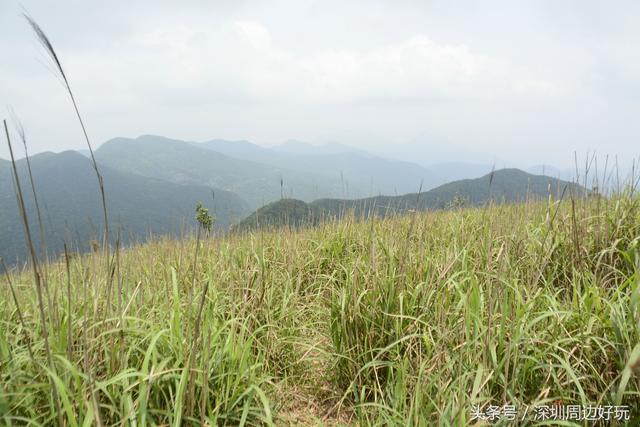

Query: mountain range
[
  {"left": 1, "top": 134, "right": 583, "bottom": 265},
  {"left": 196, "top": 137, "right": 437, "bottom": 198},
  {"left": 235, "top": 169, "right": 584, "bottom": 231},
  {"left": 95, "top": 135, "right": 359, "bottom": 208}
]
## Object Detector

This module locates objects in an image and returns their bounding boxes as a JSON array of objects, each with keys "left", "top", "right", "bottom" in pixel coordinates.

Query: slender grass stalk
[
  {"left": 10, "top": 115, "right": 48, "bottom": 263},
  {"left": 23, "top": 15, "right": 109, "bottom": 253},
  {"left": 23, "top": 17, "right": 110, "bottom": 425},
  {"left": 10, "top": 114, "right": 61, "bottom": 331},
  {"left": 63, "top": 244, "right": 72, "bottom": 362},
  {"left": 186, "top": 225, "right": 206, "bottom": 416},
  {"left": 3, "top": 119, "right": 63, "bottom": 425}
]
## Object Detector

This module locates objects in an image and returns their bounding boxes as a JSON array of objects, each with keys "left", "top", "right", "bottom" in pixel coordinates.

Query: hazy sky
[{"left": 0, "top": 0, "right": 639, "bottom": 167}]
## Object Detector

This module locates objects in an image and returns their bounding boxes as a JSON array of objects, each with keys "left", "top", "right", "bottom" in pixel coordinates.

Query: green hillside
[
  {"left": 2, "top": 191, "right": 639, "bottom": 424},
  {"left": 236, "top": 168, "right": 584, "bottom": 231},
  {"left": 0, "top": 151, "right": 250, "bottom": 264},
  {"left": 233, "top": 198, "right": 322, "bottom": 232}
]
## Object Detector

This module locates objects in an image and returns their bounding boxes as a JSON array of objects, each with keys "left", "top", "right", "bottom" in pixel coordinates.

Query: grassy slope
[{"left": 1, "top": 193, "right": 639, "bottom": 425}]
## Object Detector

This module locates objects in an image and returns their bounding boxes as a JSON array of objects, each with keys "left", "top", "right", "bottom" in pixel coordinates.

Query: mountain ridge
[
  {"left": 235, "top": 168, "right": 584, "bottom": 231},
  {"left": 194, "top": 137, "right": 439, "bottom": 196},
  {"left": 95, "top": 135, "right": 368, "bottom": 208}
]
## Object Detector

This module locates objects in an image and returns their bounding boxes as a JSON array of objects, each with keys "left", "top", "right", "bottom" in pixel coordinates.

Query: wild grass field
[{"left": 1, "top": 190, "right": 639, "bottom": 425}]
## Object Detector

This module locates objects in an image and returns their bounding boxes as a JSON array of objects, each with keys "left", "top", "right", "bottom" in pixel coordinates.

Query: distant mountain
[
  {"left": 96, "top": 135, "right": 361, "bottom": 208},
  {"left": 0, "top": 151, "right": 250, "bottom": 265},
  {"left": 196, "top": 138, "right": 437, "bottom": 197},
  {"left": 201, "top": 138, "right": 557, "bottom": 193},
  {"left": 235, "top": 169, "right": 584, "bottom": 231}
]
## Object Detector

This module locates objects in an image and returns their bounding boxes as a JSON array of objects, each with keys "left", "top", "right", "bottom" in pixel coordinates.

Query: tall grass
[{"left": 1, "top": 189, "right": 639, "bottom": 425}]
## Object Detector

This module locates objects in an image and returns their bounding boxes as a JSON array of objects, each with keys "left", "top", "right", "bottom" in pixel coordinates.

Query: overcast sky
[{"left": 1, "top": 0, "right": 639, "bottom": 167}]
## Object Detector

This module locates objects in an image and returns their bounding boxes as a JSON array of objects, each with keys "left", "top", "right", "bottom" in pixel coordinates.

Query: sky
[{"left": 0, "top": 0, "right": 639, "bottom": 168}]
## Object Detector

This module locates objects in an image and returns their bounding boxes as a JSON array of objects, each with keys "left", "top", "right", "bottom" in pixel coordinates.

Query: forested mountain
[
  {"left": 96, "top": 135, "right": 369, "bottom": 208},
  {"left": 235, "top": 169, "right": 584, "bottom": 231},
  {"left": 0, "top": 151, "right": 249, "bottom": 265}
]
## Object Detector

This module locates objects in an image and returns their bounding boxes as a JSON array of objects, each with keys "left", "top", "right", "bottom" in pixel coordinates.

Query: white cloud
[
  {"left": 63, "top": 21, "right": 564, "bottom": 107},
  {"left": 1, "top": 0, "right": 638, "bottom": 165}
]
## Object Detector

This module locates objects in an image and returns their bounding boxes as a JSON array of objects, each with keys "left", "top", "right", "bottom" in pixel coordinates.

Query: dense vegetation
[
  {"left": 235, "top": 198, "right": 321, "bottom": 232},
  {"left": 0, "top": 150, "right": 250, "bottom": 265},
  {"left": 236, "top": 168, "right": 583, "bottom": 231},
  {"left": 2, "top": 189, "right": 639, "bottom": 425}
]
